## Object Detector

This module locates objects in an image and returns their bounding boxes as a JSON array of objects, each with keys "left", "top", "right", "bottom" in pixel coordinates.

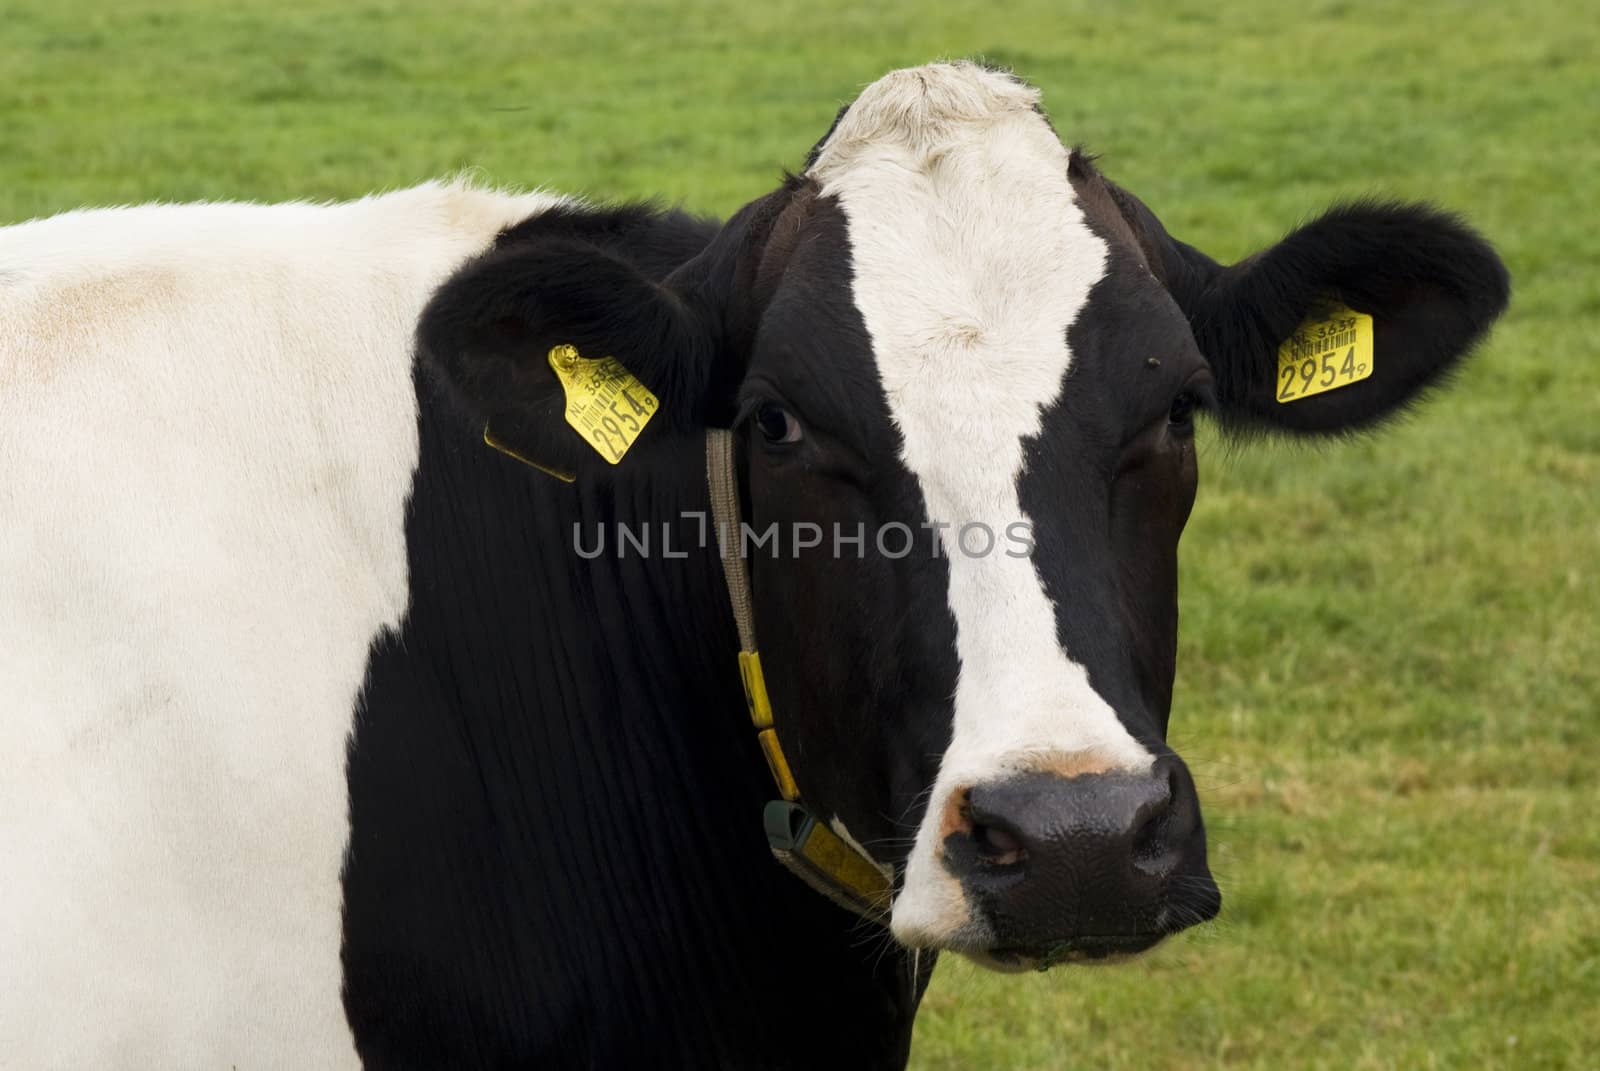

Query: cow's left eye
[
  {"left": 754, "top": 402, "right": 803, "bottom": 445},
  {"left": 1169, "top": 391, "right": 1198, "bottom": 432}
]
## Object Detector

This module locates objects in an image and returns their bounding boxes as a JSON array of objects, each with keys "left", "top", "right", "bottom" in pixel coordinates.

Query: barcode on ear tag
[
  {"left": 1276, "top": 304, "right": 1374, "bottom": 403},
  {"left": 547, "top": 344, "right": 659, "bottom": 462}
]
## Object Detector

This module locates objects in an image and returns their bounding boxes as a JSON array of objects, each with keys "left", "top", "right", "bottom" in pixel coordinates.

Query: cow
[{"left": 0, "top": 61, "right": 1507, "bottom": 1068}]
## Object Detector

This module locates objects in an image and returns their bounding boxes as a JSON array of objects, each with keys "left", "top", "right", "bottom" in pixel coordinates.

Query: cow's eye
[
  {"left": 754, "top": 402, "right": 803, "bottom": 445},
  {"left": 1169, "top": 391, "right": 1198, "bottom": 432}
]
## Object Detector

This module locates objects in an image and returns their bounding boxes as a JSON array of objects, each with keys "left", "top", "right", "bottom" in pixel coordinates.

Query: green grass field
[{"left": 4, "top": 1, "right": 1595, "bottom": 1066}]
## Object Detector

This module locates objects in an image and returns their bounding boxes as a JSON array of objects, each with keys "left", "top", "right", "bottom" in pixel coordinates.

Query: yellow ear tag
[
  {"left": 547, "top": 344, "right": 659, "bottom": 463},
  {"left": 1276, "top": 303, "right": 1374, "bottom": 403}
]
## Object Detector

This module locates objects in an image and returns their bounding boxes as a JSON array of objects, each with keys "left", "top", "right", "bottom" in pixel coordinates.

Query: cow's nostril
[
  {"left": 1130, "top": 802, "right": 1169, "bottom": 863},
  {"left": 972, "top": 821, "right": 1026, "bottom": 866},
  {"left": 1131, "top": 765, "right": 1179, "bottom": 871}
]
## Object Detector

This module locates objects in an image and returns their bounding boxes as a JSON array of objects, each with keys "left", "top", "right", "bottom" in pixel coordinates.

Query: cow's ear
[
  {"left": 417, "top": 219, "right": 716, "bottom": 479},
  {"left": 1136, "top": 197, "right": 1510, "bottom": 436}
]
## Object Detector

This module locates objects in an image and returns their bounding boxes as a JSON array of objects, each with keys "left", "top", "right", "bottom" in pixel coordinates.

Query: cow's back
[{"left": 0, "top": 182, "right": 555, "bottom": 1066}]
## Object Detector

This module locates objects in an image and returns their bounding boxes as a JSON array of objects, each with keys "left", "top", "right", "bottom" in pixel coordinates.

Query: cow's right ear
[{"left": 417, "top": 224, "right": 716, "bottom": 479}]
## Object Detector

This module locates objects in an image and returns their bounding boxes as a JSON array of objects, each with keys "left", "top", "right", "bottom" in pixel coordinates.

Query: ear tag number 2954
[
  {"left": 548, "top": 344, "right": 659, "bottom": 463},
  {"left": 1276, "top": 303, "right": 1374, "bottom": 403}
]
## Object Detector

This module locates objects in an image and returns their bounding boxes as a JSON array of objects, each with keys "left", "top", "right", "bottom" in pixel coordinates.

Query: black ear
[
  {"left": 417, "top": 206, "right": 718, "bottom": 478},
  {"left": 1130, "top": 195, "right": 1510, "bottom": 436}
]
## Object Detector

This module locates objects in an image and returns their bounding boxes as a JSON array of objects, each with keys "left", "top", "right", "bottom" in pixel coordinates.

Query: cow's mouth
[
  {"left": 902, "top": 881, "right": 1222, "bottom": 972},
  {"left": 973, "top": 932, "right": 1169, "bottom": 972}
]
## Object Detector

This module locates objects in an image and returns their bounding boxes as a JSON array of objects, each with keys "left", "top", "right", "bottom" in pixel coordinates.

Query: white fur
[
  {"left": 809, "top": 63, "right": 1155, "bottom": 948},
  {"left": 0, "top": 181, "right": 560, "bottom": 1067}
]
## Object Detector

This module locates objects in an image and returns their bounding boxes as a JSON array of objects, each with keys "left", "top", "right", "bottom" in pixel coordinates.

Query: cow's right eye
[
  {"left": 754, "top": 402, "right": 803, "bottom": 445},
  {"left": 1168, "top": 391, "right": 1199, "bottom": 432}
]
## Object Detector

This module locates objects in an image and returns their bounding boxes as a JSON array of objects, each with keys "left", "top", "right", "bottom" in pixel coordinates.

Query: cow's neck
[{"left": 341, "top": 371, "right": 926, "bottom": 1068}]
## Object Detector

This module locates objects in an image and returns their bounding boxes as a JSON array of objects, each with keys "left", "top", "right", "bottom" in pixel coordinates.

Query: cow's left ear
[
  {"left": 1133, "top": 196, "right": 1510, "bottom": 436},
  {"left": 417, "top": 209, "right": 720, "bottom": 479}
]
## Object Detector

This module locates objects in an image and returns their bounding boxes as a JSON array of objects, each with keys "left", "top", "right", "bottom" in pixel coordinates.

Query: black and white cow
[{"left": 0, "top": 62, "right": 1507, "bottom": 1067}]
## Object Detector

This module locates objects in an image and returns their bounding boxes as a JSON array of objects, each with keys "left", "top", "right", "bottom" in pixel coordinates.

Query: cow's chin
[
  {"left": 959, "top": 932, "right": 1170, "bottom": 973},
  {"left": 890, "top": 899, "right": 1177, "bottom": 973}
]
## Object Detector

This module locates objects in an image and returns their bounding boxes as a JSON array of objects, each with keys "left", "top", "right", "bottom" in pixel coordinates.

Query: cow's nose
[{"left": 941, "top": 756, "right": 1216, "bottom": 954}]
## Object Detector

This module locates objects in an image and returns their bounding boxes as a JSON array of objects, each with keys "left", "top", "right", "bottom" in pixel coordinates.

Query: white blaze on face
[{"left": 807, "top": 63, "right": 1155, "bottom": 948}]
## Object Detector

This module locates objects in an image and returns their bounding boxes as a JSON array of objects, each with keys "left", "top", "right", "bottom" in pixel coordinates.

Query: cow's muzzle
[{"left": 933, "top": 755, "right": 1219, "bottom": 963}]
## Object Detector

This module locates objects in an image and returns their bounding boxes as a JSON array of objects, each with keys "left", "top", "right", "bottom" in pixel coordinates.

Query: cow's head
[{"left": 420, "top": 63, "right": 1508, "bottom": 968}]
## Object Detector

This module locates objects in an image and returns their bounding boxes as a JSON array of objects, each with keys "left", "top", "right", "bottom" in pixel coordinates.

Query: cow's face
[
  {"left": 420, "top": 62, "right": 1508, "bottom": 967},
  {"left": 730, "top": 69, "right": 1217, "bottom": 963}
]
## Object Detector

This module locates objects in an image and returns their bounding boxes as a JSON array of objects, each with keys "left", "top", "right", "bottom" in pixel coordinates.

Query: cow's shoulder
[{"left": 0, "top": 179, "right": 563, "bottom": 1067}]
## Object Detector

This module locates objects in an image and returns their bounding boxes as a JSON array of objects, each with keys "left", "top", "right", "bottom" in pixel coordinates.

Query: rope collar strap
[{"left": 705, "top": 429, "right": 894, "bottom": 924}]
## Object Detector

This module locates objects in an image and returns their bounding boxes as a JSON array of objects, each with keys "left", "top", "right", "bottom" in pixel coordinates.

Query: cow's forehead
[
  {"left": 803, "top": 62, "right": 1108, "bottom": 508},
  {"left": 809, "top": 62, "right": 1050, "bottom": 169}
]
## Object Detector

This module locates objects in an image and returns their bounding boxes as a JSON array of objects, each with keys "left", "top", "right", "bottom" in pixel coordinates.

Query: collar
[{"left": 705, "top": 429, "right": 893, "bottom": 924}]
